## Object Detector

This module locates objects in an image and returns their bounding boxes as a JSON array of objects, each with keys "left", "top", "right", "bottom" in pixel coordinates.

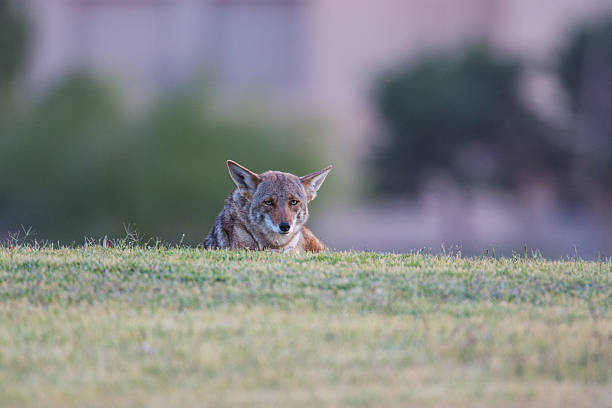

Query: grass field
[{"left": 0, "top": 246, "right": 610, "bottom": 407}]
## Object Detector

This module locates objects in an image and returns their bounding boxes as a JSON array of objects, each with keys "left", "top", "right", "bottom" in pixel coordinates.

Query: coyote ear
[
  {"left": 300, "top": 165, "right": 332, "bottom": 201},
  {"left": 227, "top": 160, "right": 261, "bottom": 199}
]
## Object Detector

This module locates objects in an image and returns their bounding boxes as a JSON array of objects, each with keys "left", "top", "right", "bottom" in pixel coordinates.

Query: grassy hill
[{"left": 0, "top": 246, "right": 610, "bottom": 407}]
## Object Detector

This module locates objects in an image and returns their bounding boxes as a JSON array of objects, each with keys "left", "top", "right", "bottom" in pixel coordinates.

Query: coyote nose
[{"left": 279, "top": 222, "right": 291, "bottom": 233}]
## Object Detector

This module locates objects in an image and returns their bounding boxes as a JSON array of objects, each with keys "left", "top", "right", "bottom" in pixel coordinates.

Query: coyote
[{"left": 204, "top": 160, "right": 332, "bottom": 253}]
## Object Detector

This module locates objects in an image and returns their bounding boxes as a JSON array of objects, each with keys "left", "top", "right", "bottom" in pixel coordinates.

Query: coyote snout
[
  {"left": 204, "top": 160, "right": 332, "bottom": 253},
  {"left": 263, "top": 198, "right": 295, "bottom": 235}
]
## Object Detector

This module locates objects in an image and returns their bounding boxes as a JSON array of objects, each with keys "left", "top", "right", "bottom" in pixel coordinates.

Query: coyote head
[{"left": 227, "top": 160, "right": 332, "bottom": 247}]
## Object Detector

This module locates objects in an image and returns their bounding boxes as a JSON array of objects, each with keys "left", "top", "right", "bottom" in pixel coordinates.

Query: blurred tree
[
  {"left": 0, "top": 74, "right": 125, "bottom": 240},
  {"left": 558, "top": 16, "right": 612, "bottom": 200},
  {"left": 0, "top": 0, "right": 26, "bottom": 88},
  {"left": 0, "top": 0, "right": 28, "bottom": 225},
  {"left": 373, "top": 46, "right": 570, "bottom": 195}
]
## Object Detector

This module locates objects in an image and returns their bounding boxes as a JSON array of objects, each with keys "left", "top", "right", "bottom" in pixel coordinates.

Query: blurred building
[{"left": 22, "top": 0, "right": 612, "bottom": 151}]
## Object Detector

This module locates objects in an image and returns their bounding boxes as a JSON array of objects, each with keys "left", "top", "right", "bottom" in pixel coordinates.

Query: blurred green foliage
[
  {"left": 373, "top": 46, "right": 570, "bottom": 195},
  {"left": 0, "top": 0, "right": 26, "bottom": 125},
  {"left": 0, "top": 0, "right": 26, "bottom": 89}
]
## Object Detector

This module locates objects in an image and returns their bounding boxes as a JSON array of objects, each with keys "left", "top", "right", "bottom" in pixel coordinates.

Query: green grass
[{"left": 0, "top": 246, "right": 610, "bottom": 407}]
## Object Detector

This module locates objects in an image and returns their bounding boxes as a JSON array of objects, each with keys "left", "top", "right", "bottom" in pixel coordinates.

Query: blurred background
[{"left": 1, "top": 0, "right": 612, "bottom": 258}]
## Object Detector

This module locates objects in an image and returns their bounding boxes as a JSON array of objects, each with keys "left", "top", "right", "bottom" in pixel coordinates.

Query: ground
[{"left": 0, "top": 246, "right": 610, "bottom": 407}]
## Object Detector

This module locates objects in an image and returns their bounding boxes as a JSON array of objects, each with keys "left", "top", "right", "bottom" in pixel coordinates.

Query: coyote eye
[
  {"left": 289, "top": 199, "right": 299, "bottom": 206},
  {"left": 263, "top": 199, "right": 274, "bottom": 206}
]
